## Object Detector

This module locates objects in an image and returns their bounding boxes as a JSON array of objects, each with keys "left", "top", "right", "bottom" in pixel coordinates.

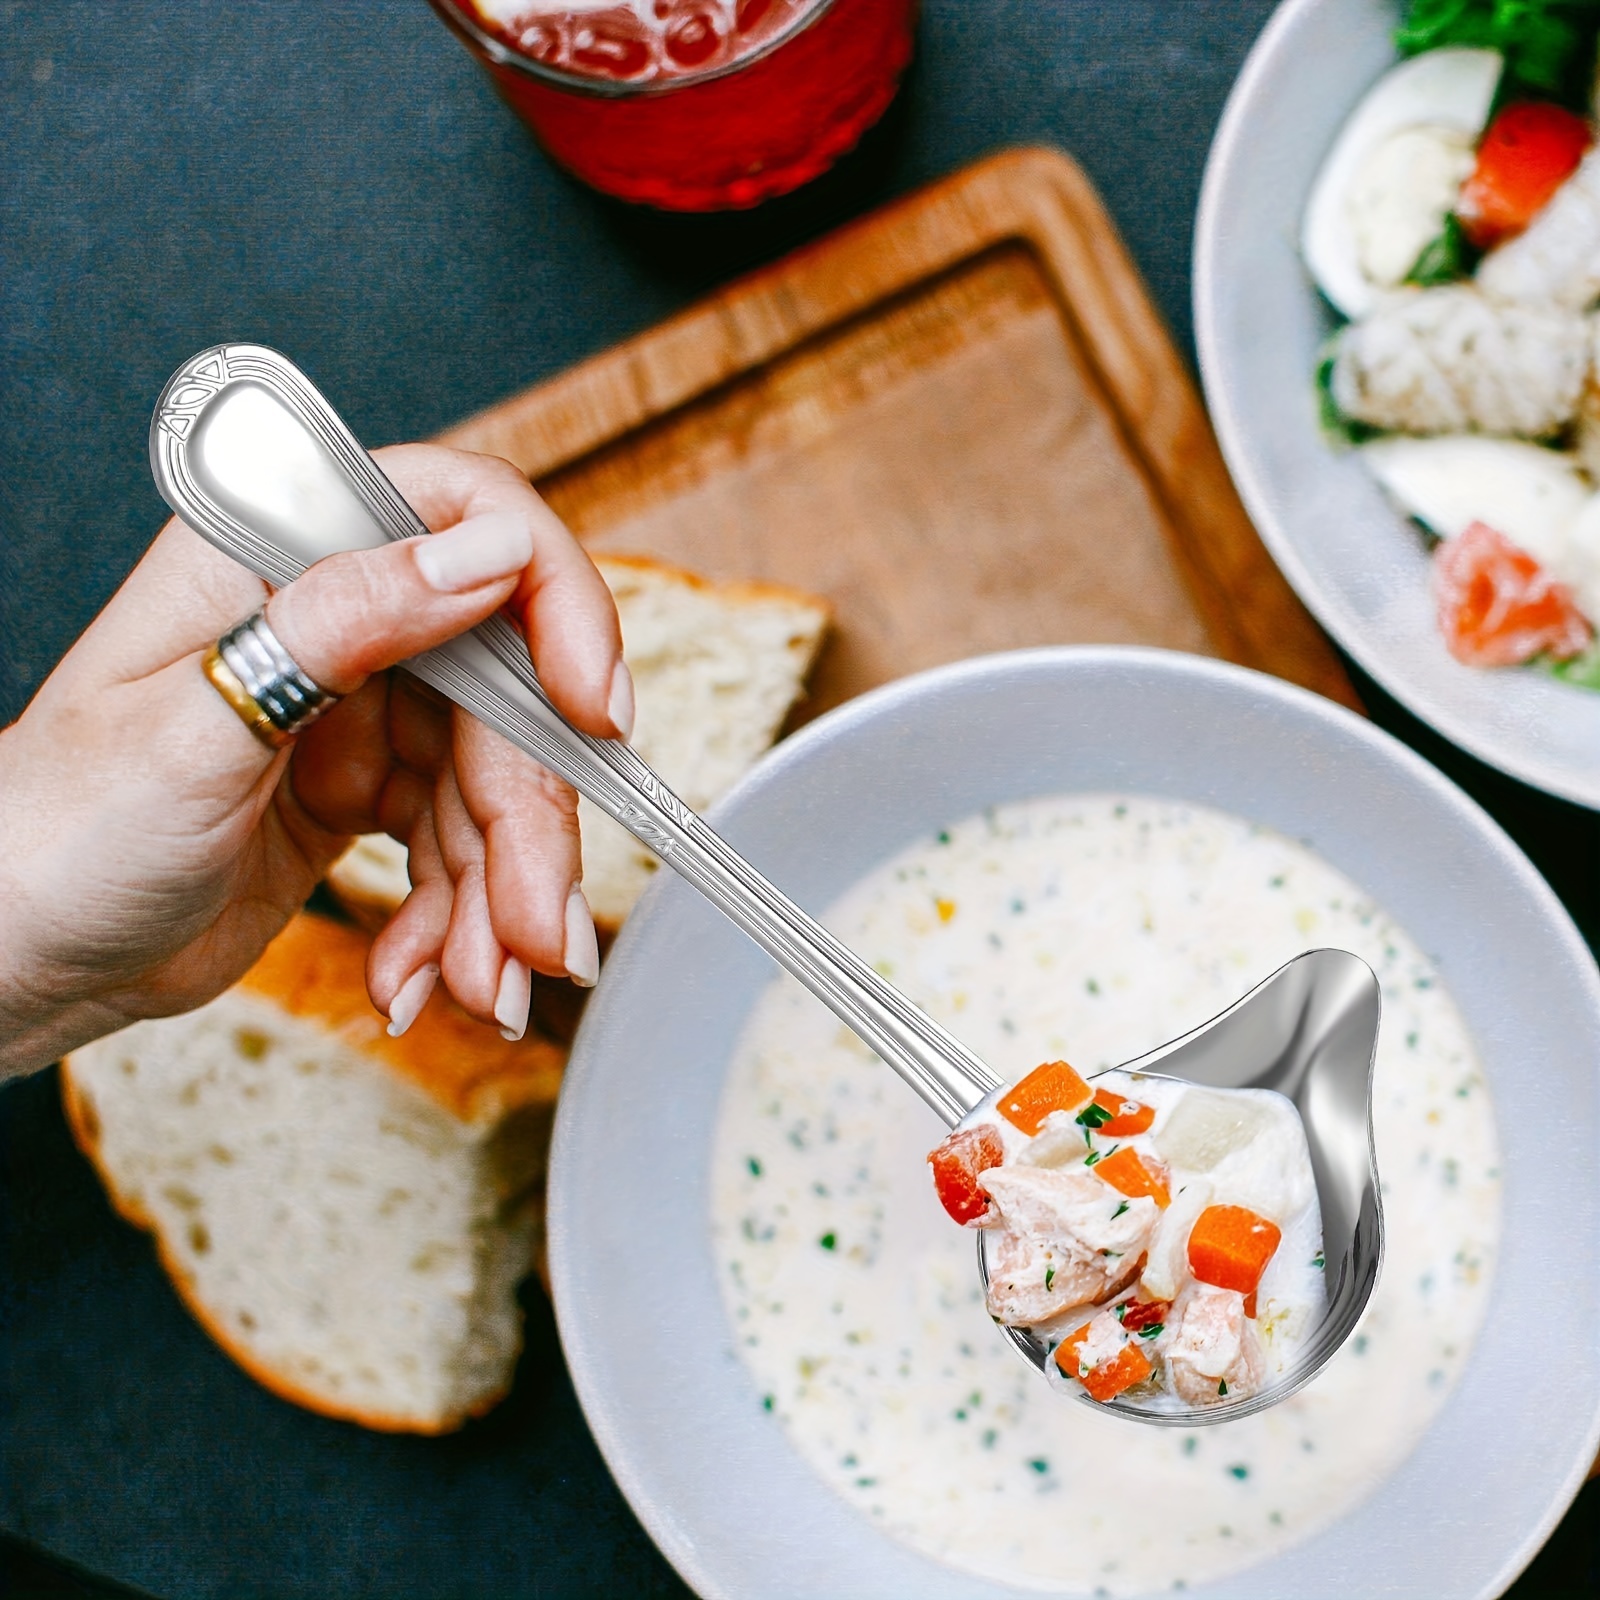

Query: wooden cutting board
[{"left": 437, "top": 146, "right": 1357, "bottom": 719}]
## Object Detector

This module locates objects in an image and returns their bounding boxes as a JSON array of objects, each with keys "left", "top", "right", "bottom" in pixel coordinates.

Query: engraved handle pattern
[{"left": 150, "top": 344, "right": 1002, "bottom": 1126}]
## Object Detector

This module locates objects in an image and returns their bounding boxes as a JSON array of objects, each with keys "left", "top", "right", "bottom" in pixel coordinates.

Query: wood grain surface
[{"left": 438, "top": 147, "right": 1358, "bottom": 720}]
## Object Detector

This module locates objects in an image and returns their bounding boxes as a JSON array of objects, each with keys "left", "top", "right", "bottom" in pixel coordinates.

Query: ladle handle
[{"left": 149, "top": 344, "right": 1001, "bottom": 1126}]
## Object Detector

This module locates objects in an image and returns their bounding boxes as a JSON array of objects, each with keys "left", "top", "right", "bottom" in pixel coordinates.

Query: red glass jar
[{"left": 427, "top": 0, "right": 919, "bottom": 211}]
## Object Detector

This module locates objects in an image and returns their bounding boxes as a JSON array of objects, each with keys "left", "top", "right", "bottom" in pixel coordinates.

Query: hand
[{"left": 0, "top": 444, "right": 631, "bottom": 1078}]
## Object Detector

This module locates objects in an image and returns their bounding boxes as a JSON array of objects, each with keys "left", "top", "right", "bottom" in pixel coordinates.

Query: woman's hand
[{"left": 0, "top": 444, "right": 630, "bottom": 1078}]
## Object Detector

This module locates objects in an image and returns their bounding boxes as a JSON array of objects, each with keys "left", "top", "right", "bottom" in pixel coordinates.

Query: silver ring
[{"left": 206, "top": 609, "right": 336, "bottom": 747}]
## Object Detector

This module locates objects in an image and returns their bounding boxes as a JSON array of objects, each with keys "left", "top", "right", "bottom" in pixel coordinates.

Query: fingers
[
  {"left": 373, "top": 444, "right": 630, "bottom": 740},
  {"left": 265, "top": 511, "right": 534, "bottom": 696},
  {"left": 453, "top": 709, "right": 597, "bottom": 987}
]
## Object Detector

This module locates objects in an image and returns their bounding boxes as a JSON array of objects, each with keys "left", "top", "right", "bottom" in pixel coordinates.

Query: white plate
[
  {"left": 550, "top": 647, "right": 1600, "bottom": 1599},
  {"left": 1194, "top": 0, "right": 1600, "bottom": 810}
]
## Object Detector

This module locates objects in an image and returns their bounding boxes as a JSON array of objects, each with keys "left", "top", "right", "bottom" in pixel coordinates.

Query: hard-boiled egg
[{"left": 1303, "top": 48, "right": 1501, "bottom": 319}]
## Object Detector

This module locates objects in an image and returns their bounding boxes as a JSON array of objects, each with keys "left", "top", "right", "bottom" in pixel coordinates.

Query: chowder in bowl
[{"left": 550, "top": 648, "right": 1600, "bottom": 1597}]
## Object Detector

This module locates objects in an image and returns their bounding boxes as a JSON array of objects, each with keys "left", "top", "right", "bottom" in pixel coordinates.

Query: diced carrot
[
  {"left": 927, "top": 1124, "right": 1006, "bottom": 1225},
  {"left": 1458, "top": 101, "right": 1592, "bottom": 250},
  {"left": 1243, "top": 1290, "right": 1258, "bottom": 1320},
  {"left": 1187, "top": 1204, "right": 1282, "bottom": 1295},
  {"left": 1091, "top": 1146, "right": 1170, "bottom": 1208},
  {"left": 1117, "top": 1297, "right": 1170, "bottom": 1334},
  {"left": 1056, "top": 1320, "right": 1153, "bottom": 1403},
  {"left": 997, "top": 1060, "right": 1091, "bottom": 1136},
  {"left": 1088, "top": 1087, "right": 1155, "bottom": 1136}
]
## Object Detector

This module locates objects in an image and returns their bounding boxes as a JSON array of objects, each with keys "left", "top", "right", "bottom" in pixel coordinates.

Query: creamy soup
[{"left": 711, "top": 794, "right": 1501, "bottom": 1594}]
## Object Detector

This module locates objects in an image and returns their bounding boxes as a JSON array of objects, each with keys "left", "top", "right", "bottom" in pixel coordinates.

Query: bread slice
[
  {"left": 326, "top": 552, "right": 830, "bottom": 934},
  {"left": 60, "top": 913, "right": 565, "bottom": 1434}
]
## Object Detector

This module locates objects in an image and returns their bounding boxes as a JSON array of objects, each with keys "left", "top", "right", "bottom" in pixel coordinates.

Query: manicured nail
[
  {"left": 564, "top": 885, "right": 600, "bottom": 989},
  {"left": 386, "top": 964, "right": 438, "bottom": 1037},
  {"left": 414, "top": 512, "right": 533, "bottom": 594},
  {"left": 494, "top": 955, "right": 531, "bottom": 1042},
  {"left": 608, "top": 658, "right": 636, "bottom": 742}
]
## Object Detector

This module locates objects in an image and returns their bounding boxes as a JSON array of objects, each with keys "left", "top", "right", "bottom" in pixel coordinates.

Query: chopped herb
[
  {"left": 1316, "top": 347, "right": 1381, "bottom": 446},
  {"left": 1114, "top": 1303, "right": 1128, "bottom": 1323},
  {"left": 818, "top": 1232, "right": 837, "bottom": 1251},
  {"left": 1100, "top": 1248, "right": 1123, "bottom": 1259},
  {"left": 1084, "top": 1148, "right": 1103, "bottom": 1166},
  {"left": 746, "top": 1156, "right": 762, "bottom": 1177},
  {"left": 1218, "top": 1380, "right": 1229, "bottom": 1396},
  {"left": 1183, "top": 1437, "right": 1198, "bottom": 1456},
  {"left": 762, "top": 1394, "right": 774, "bottom": 1412},
  {"left": 936, "top": 829, "right": 951, "bottom": 844},
  {"left": 982, "top": 1428, "right": 998, "bottom": 1449},
  {"left": 1539, "top": 635, "right": 1600, "bottom": 692},
  {"left": 1406, "top": 213, "right": 1478, "bottom": 287},
  {"left": 1029, "top": 1457, "right": 1050, "bottom": 1475},
  {"left": 1311, "top": 1251, "right": 1325, "bottom": 1269},
  {"left": 1044, "top": 1265, "right": 1056, "bottom": 1291},
  {"left": 1269, "top": 874, "right": 1285, "bottom": 888},
  {"left": 1076, "top": 1101, "right": 1114, "bottom": 1130},
  {"left": 1228, "top": 1464, "right": 1250, "bottom": 1480},
  {"left": 1137, "top": 1323, "right": 1164, "bottom": 1339},
  {"left": 1085, "top": 977, "right": 1101, "bottom": 995},
  {"left": 1112, "top": 1200, "right": 1130, "bottom": 1219},
  {"left": 1397, "top": 0, "right": 1600, "bottom": 105}
]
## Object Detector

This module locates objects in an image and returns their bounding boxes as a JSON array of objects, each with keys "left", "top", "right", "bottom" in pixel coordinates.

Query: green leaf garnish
[
  {"left": 1113, "top": 1200, "right": 1130, "bottom": 1218},
  {"left": 1396, "top": 0, "right": 1600, "bottom": 106},
  {"left": 1312, "top": 1251, "right": 1326, "bottom": 1269},
  {"left": 1218, "top": 1380, "right": 1229, "bottom": 1396},
  {"left": 1406, "top": 213, "right": 1479, "bottom": 288},
  {"left": 1045, "top": 1265, "right": 1056, "bottom": 1291},
  {"left": 1315, "top": 347, "right": 1381, "bottom": 448},
  {"left": 819, "top": 1232, "right": 837, "bottom": 1251},
  {"left": 1137, "top": 1323, "right": 1165, "bottom": 1340},
  {"left": 1076, "top": 1101, "right": 1113, "bottom": 1130}
]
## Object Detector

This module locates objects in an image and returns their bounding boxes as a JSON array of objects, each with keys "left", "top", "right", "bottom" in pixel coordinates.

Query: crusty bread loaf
[
  {"left": 60, "top": 913, "right": 565, "bottom": 1434},
  {"left": 327, "top": 552, "right": 830, "bottom": 933}
]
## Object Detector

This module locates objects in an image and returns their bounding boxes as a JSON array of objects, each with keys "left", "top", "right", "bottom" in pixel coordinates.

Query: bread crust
[
  {"left": 238, "top": 912, "right": 566, "bottom": 1124},
  {"left": 59, "top": 912, "right": 559, "bottom": 1433}
]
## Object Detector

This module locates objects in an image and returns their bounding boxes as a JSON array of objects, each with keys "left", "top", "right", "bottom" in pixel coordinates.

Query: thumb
[{"left": 264, "top": 512, "right": 534, "bottom": 696}]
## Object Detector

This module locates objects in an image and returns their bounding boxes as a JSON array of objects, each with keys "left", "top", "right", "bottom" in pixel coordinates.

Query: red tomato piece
[
  {"left": 1435, "top": 522, "right": 1592, "bottom": 667},
  {"left": 1117, "top": 1297, "right": 1171, "bottom": 1334},
  {"left": 1458, "top": 101, "right": 1593, "bottom": 249},
  {"left": 1089, "top": 1086, "right": 1155, "bottom": 1136},
  {"left": 927, "top": 1124, "right": 1006, "bottom": 1225}
]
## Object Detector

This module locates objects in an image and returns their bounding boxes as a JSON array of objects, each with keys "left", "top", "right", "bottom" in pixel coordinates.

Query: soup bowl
[{"left": 549, "top": 647, "right": 1600, "bottom": 1598}]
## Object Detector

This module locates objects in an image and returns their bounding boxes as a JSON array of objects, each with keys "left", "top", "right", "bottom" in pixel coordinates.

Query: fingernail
[
  {"left": 386, "top": 964, "right": 439, "bottom": 1037},
  {"left": 564, "top": 885, "right": 600, "bottom": 989},
  {"left": 494, "top": 955, "right": 531, "bottom": 1042},
  {"left": 414, "top": 512, "right": 534, "bottom": 594},
  {"left": 607, "top": 658, "right": 635, "bottom": 742}
]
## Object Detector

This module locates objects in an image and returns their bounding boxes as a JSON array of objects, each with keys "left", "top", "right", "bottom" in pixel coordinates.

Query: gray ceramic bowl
[
  {"left": 1194, "top": 0, "right": 1600, "bottom": 810},
  {"left": 550, "top": 647, "right": 1600, "bottom": 1598}
]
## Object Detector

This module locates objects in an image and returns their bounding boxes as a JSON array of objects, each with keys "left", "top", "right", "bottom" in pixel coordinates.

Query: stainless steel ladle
[{"left": 149, "top": 344, "right": 1383, "bottom": 1426}]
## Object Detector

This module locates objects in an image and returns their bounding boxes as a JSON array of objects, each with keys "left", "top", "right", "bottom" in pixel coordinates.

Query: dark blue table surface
[{"left": 2, "top": 3, "right": 1595, "bottom": 1596}]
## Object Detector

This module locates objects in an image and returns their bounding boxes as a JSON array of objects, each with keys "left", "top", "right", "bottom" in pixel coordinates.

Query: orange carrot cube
[
  {"left": 1187, "top": 1204, "right": 1282, "bottom": 1295},
  {"left": 997, "top": 1060, "right": 1091, "bottom": 1136},
  {"left": 1088, "top": 1087, "right": 1154, "bottom": 1137},
  {"left": 1091, "top": 1146, "right": 1170, "bottom": 1208},
  {"left": 1056, "top": 1320, "right": 1153, "bottom": 1403}
]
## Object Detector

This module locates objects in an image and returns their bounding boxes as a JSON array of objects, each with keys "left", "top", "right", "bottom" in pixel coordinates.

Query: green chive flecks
[
  {"left": 1218, "top": 1380, "right": 1228, "bottom": 1396},
  {"left": 819, "top": 1232, "right": 837, "bottom": 1251},
  {"left": 1076, "top": 1101, "right": 1113, "bottom": 1130}
]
